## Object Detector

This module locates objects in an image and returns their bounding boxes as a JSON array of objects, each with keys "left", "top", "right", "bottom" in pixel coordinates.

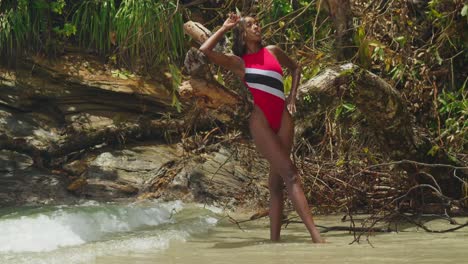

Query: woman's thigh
[
  {"left": 277, "top": 108, "right": 294, "bottom": 153},
  {"left": 269, "top": 109, "right": 295, "bottom": 188},
  {"left": 249, "top": 106, "right": 296, "bottom": 179}
]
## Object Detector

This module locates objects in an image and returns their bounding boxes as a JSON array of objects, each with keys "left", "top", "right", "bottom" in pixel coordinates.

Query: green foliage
[
  {"left": 437, "top": 79, "right": 468, "bottom": 152},
  {"left": 72, "top": 0, "right": 185, "bottom": 70},
  {"left": 258, "top": 0, "right": 331, "bottom": 51},
  {"left": 215, "top": 67, "right": 225, "bottom": 86},
  {"left": 283, "top": 75, "right": 292, "bottom": 94},
  {"left": 369, "top": 41, "right": 386, "bottom": 62},
  {"left": 0, "top": 0, "right": 32, "bottom": 57},
  {"left": 1, "top": 0, "right": 185, "bottom": 70},
  {"left": 72, "top": 0, "right": 116, "bottom": 55},
  {"left": 110, "top": 68, "right": 135, "bottom": 79},
  {"left": 0, "top": 0, "right": 73, "bottom": 59},
  {"left": 270, "top": 0, "right": 293, "bottom": 20},
  {"left": 50, "top": 0, "right": 65, "bottom": 14},
  {"left": 354, "top": 26, "right": 371, "bottom": 69},
  {"left": 169, "top": 64, "right": 182, "bottom": 113},
  {"left": 114, "top": 0, "right": 185, "bottom": 70},
  {"left": 302, "top": 60, "right": 322, "bottom": 80},
  {"left": 345, "top": 0, "right": 467, "bottom": 157},
  {"left": 462, "top": 4, "right": 468, "bottom": 22},
  {"left": 389, "top": 63, "right": 405, "bottom": 81},
  {"left": 335, "top": 102, "right": 356, "bottom": 120},
  {"left": 427, "top": 145, "right": 440, "bottom": 157},
  {"left": 53, "top": 23, "right": 76, "bottom": 37}
]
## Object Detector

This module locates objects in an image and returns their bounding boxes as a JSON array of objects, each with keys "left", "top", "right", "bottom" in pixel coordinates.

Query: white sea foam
[
  {"left": 195, "top": 203, "right": 224, "bottom": 214},
  {"left": 0, "top": 201, "right": 184, "bottom": 253},
  {"left": 0, "top": 201, "right": 220, "bottom": 264}
]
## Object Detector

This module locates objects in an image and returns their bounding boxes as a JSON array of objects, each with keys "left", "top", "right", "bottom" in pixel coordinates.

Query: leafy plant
[
  {"left": 0, "top": 0, "right": 71, "bottom": 59},
  {"left": 53, "top": 22, "right": 77, "bottom": 38},
  {"left": 335, "top": 102, "right": 356, "bottom": 120},
  {"left": 437, "top": 79, "right": 468, "bottom": 152},
  {"left": 114, "top": 0, "right": 185, "bottom": 70},
  {"left": 169, "top": 63, "right": 182, "bottom": 112},
  {"left": 0, "top": 0, "right": 32, "bottom": 58},
  {"left": 72, "top": 0, "right": 116, "bottom": 55}
]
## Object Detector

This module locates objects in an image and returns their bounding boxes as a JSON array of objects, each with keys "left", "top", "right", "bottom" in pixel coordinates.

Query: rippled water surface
[{"left": 1, "top": 202, "right": 466, "bottom": 264}]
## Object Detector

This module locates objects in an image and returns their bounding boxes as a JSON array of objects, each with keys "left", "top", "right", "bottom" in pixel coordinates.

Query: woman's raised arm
[{"left": 199, "top": 13, "right": 244, "bottom": 78}]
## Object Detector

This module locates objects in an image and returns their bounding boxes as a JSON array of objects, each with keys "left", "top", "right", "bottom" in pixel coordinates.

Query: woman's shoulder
[
  {"left": 265, "top": 45, "right": 280, "bottom": 53},
  {"left": 264, "top": 45, "right": 285, "bottom": 58}
]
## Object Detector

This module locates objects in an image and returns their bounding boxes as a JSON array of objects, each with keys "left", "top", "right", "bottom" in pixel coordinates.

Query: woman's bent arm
[
  {"left": 266, "top": 45, "right": 301, "bottom": 113},
  {"left": 199, "top": 14, "right": 244, "bottom": 78}
]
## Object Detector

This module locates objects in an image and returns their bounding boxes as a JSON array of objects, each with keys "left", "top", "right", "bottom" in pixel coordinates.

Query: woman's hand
[
  {"left": 222, "top": 13, "right": 241, "bottom": 31},
  {"left": 286, "top": 94, "right": 297, "bottom": 114}
]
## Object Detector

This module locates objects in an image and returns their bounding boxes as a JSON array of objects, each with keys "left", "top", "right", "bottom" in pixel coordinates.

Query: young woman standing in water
[{"left": 199, "top": 13, "right": 324, "bottom": 243}]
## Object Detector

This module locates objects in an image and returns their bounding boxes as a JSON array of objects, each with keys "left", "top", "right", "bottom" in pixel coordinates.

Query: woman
[{"left": 199, "top": 13, "right": 324, "bottom": 243}]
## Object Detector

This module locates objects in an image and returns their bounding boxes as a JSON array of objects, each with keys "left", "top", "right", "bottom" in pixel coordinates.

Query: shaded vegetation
[
  {"left": 0, "top": 0, "right": 185, "bottom": 72},
  {"left": 178, "top": 0, "right": 467, "bottom": 220},
  {"left": 1, "top": 0, "right": 466, "bottom": 220}
]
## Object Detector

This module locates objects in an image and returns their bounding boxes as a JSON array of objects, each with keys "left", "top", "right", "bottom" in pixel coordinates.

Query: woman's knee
[
  {"left": 277, "top": 162, "right": 298, "bottom": 185},
  {"left": 269, "top": 172, "right": 284, "bottom": 194}
]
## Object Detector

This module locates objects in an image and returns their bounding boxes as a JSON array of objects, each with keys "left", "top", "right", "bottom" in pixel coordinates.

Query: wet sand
[{"left": 96, "top": 215, "right": 468, "bottom": 264}]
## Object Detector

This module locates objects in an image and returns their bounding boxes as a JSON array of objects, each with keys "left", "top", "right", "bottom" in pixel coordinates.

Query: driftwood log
[
  {"left": 180, "top": 21, "right": 244, "bottom": 122},
  {"left": 296, "top": 63, "right": 466, "bottom": 198}
]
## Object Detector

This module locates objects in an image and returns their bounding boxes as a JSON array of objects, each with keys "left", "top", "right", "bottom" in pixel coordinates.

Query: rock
[
  {"left": 0, "top": 59, "right": 177, "bottom": 167},
  {"left": 0, "top": 107, "right": 64, "bottom": 153},
  {"left": 63, "top": 160, "right": 88, "bottom": 176},
  {"left": 169, "top": 147, "right": 269, "bottom": 208},
  {"left": 67, "top": 177, "right": 88, "bottom": 191},
  {"left": 0, "top": 150, "right": 77, "bottom": 207},
  {"left": 87, "top": 144, "right": 182, "bottom": 184},
  {"left": 80, "top": 178, "right": 139, "bottom": 199},
  {"left": 0, "top": 150, "right": 33, "bottom": 171},
  {"left": 66, "top": 143, "right": 183, "bottom": 200},
  {"left": 0, "top": 54, "right": 267, "bottom": 208}
]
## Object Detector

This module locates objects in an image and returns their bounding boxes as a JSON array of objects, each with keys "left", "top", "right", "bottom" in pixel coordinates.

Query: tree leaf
[{"left": 461, "top": 4, "right": 468, "bottom": 17}]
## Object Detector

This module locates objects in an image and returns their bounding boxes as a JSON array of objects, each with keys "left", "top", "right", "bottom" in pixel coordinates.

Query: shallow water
[
  {"left": 1, "top": 202, "right": 466, "bottom": 264},
  {"left": 97, "top": 215, "right": 468, "bottom": 264}
]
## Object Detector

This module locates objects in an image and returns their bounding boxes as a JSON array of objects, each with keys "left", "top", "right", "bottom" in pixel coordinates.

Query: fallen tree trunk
[
  {"left": 297, "top": 63, "right": 419, "bottom": 159},
  {"left": 296, "top": 63, "right": 466, "bottom": 198},
  {"left": 180, "top": 21, "right": 245, "bottom": 122}
]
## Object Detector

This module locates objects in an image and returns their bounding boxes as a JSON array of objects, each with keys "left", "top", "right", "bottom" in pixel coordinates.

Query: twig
[
  {"left": 226, "top": 214, "right": 246, "bottom": 231},
  {"left": 366, "top": 160, "right": 468, "bottom": 171},
  {"left": 391, "top": 184, "right": 452, "bottom": 204},
  {"left": 418, "top": 171, "right": 443, "bottom": 194},
  {"left": 400, "top": 214, "right": 468, "bottom": 233},
  {"left": 283, "top": 222, "right": 393, "bottom": 233},
  {"left": 209, "top": 150, "right": 234, "bottom": 181},
  {"left": 312, "top": 0, "right": 323, "bottom": 50}
]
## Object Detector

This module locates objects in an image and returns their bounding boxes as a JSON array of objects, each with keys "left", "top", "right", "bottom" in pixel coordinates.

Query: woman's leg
[
  {"left": 269, "top": 109, "right": 294, "bottom": 241},
  {"left": 249, "top": 106, "right": 324, "bottom": 243},
  {"left": 268, "top": 167, "right": 284, "bottom": 241}
]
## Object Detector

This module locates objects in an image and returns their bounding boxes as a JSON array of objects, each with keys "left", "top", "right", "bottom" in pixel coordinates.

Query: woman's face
[{"left": 243, "top": 16, "right": 262, "bottom": 43}]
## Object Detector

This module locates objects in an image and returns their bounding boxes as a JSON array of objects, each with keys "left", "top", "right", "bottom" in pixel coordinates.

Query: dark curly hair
[
  {"left": 232, "top": 15, "right": 265, "bottom": 58},
  {"left": 232, "top": 17, "right": 247, "bottom": 57}
]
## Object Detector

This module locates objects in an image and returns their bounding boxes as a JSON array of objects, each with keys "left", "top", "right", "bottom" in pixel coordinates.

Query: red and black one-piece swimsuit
[{"left": 242, "top": 47, "right": 285, "bottom": 133}]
